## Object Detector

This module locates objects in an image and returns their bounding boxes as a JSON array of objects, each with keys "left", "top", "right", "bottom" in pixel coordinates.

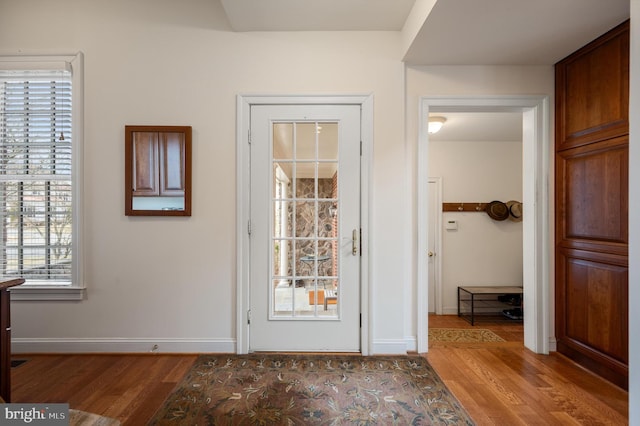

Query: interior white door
[
  {"left": 427, "top": 179, "right": 438, "bottom": 313},
  {"left": 249, "top": 104, "right": 361, "bottom": 352}
]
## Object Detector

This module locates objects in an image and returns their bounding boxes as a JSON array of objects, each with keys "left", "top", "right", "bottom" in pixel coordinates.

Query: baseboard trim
[
  {"left": 405, "top": 336, "right": 417, "bottom": 352},
  {"left": 371, "top": 339, "right": 407, "bottom": 355},
  {"left": 12, "top": 337, "right": 236, "bottom": 354}
]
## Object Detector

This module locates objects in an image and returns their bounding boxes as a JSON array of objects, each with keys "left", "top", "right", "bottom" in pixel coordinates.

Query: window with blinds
[{"left": 0, "top": 70, "right": 73, "bottom": 285}]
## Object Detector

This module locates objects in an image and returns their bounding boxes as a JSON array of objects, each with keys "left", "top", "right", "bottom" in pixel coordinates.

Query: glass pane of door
[{"left": 272, "top": 122, "right": 339, "bottom": 318}]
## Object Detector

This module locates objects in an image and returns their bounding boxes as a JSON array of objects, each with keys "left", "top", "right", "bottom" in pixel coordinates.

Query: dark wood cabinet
[
  {"left": 0, "top": 278, "right": 25, "bottom": 402},
  {"left": 132, "top": 131, "right": 160, "bottom": 196},
  {"left": 125, "top": 125, "right": 192, "bottom": 216},
  {"left": 158, "top": 132, "right": 186, "bottom": 196},
  {"left": 555, "top": 20, "right": 629, "bottom": 389},
  {"left": 132, "top": 131, "right": 185, "bottom": 197}
]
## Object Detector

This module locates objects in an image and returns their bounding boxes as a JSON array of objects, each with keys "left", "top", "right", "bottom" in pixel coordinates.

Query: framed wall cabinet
[{"left": 125, "top": 125, "right": 192, "bottom": 216}]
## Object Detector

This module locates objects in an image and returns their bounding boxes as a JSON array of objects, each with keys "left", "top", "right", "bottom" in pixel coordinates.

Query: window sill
[{"left": 9, "top": 286, "right": 86, "bottom": 301}]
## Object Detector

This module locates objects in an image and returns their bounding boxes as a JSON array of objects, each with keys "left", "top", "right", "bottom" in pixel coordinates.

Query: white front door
[{"left": 249, "top": 104, "right": 361, "bottom": 352}]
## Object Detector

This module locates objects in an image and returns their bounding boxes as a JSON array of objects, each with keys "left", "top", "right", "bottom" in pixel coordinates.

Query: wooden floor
[
  {"left": 427, "top": 314, "right": 628, "bottom": 425},
  {"left": 9, "top": 315, "right": 628, "bottom": 425}
]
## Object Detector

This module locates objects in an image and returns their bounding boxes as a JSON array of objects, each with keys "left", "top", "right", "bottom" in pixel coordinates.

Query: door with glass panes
[{"left": 249, "top": 104, "right": 361, "bottom": 352}]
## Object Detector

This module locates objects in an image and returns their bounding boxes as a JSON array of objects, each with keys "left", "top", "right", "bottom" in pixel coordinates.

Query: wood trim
[
  {"left": 124, "top": 125, "right": 192, "bottom": 217},
  {"left": 556, "top": 340, "right": 628, "bottom": 389},
  {"left": 442, "top": 202, "right": 487, "bottom": 212}
]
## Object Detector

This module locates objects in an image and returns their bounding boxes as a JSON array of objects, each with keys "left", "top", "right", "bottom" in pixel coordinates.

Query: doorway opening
[
  {"left": 417, "top": 96, "right": 550, "bottom": 355},
  {"left": 427, "top": 111, "right": 524, "bottom": 349}
]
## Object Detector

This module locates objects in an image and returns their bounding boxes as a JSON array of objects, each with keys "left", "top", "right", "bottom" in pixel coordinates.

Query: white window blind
[{"left": 0, "top": 70, "right": 73, "bottom": 285}]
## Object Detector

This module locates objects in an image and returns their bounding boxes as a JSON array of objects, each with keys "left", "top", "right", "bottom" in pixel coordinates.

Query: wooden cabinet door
[
  {"left": 555, "top": 20, "right": 629, "bottom": 389},
  {"left": 159, "top": 132, "right": 185, "bottom": 196},
  {"left": 132, "top": 132, "right": 160, "bottom": 196}
]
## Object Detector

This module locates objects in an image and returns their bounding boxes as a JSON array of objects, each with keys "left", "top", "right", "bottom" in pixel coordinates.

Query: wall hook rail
[{"left": 442, "top": 202, "right": 488, "bottom": 212}]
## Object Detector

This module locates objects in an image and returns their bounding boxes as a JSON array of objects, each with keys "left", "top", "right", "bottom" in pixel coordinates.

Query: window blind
[{"left": 0, "top": 72, "right": 73, "bottom": 284}]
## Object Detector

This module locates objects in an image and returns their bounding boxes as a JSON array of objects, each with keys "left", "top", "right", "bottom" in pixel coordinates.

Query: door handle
[
  {"left": 352, "top": 229, "right": 358, "bottom": 256},
  {"left": 428, "top": 251, "right": 434, "bottom": 257}
]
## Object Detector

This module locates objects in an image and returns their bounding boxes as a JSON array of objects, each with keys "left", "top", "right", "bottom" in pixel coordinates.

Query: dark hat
[
  {"left": 486, "top": 200, "right": 509, "bottom": 221},
  {"left": 506, "top": 200, "right": 523, "bottom": 222}
]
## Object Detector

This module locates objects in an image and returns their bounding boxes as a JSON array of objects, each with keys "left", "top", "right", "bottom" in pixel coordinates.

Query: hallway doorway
[{"left": 417, "top": 96, "right": 550, "bottom": 355}]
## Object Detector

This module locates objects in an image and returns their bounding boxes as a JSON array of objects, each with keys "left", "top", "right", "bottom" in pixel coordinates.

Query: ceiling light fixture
[{"left": 428, "top": 116, "right": 446, "bottom": 134}]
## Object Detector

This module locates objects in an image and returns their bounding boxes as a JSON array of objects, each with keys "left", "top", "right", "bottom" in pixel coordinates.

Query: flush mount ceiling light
[{"left": 428, "top": 116, "right": 446, "bottom": 134}]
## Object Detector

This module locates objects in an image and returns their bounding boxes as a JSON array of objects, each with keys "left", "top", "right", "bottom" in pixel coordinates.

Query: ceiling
[
  {"left": 429, "top": 112, "right": 522, "bottom": 142},
  {"left": 220, "top": 0, "right": 630, "bottom": 65}
]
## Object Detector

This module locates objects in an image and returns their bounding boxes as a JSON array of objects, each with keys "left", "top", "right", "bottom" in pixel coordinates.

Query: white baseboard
[
  {"left": 12, "top": 337, "right": 236, "bottom": 354},
  {"left": 405, "top": 336, "right": 417, "bottom": 352},
  {"left": 370, "top": 339, "right": 407, "bottom": 355}
]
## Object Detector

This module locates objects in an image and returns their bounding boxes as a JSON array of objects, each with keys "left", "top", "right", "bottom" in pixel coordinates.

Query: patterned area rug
[
  {"left": 149, "top": 354, "right": 474, "bottom": 425},
  {"left": 429, "top": 328, "right": 505, "bottom": 343}
]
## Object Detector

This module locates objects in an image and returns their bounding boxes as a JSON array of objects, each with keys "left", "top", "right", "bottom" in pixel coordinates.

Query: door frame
[
  {"left": 236, "top": 94, "right": 373, "bottom": 355},
  {"left": 417, "top": 95, "right": 551, "bottom": 354}
]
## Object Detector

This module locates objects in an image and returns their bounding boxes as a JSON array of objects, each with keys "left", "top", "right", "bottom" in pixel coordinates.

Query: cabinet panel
[
  {"left": 159, "top": 132, "right": 185, "bottom": 196},
  {"left": 563, "top": 255, "right": 627, "bottom": 362},
  {"left": 556, "top": 21, "right": 629, "bottom": 150},
  {"left": 555, "top": 249, "right": 628, "bottom": 387},
  {"left": 556, "top": 136, "right": 628, "bottom": 248},
  {"left": 132, "top": 132, "right": 159, "bottom": 196}
]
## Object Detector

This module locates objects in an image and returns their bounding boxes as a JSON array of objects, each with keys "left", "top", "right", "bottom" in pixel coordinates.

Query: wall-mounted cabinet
[
  {"left": 555, "top": 20, "right": 629, "bottom": 389},
  {"left": 125, "top": 125, "right": 192, "bottom": 216}
]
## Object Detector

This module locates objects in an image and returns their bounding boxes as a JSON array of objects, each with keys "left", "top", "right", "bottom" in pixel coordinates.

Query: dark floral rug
[{"left": 149, "top": 354, "right": 474, "bottom": 425}]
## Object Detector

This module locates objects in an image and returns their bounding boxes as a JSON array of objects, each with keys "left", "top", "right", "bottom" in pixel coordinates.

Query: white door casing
[{"left": 236, "top": 95, "right": 373, "bottom": 355}]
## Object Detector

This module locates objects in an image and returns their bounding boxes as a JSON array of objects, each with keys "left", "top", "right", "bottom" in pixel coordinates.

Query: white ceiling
[
  {"left": 404, "top": 0, "right": 630, "bottom": 65},
  {"left": 220, "top": 0, "right": 630, "bottom": 65}
]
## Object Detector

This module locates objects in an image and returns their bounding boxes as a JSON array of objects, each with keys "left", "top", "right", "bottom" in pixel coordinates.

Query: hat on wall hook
[
  {"left": 485, "top": 200, "right": 509, "bottom": 221},
  {"left": 506, "top": 200, "right": 523, "bottom": 222}
]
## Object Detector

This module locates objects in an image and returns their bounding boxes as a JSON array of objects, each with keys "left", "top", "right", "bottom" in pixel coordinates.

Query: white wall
[
  {"left": 429, "top": 140, "right": 523, "bottom": 312},
  {"left": 0, "top": 0, "right": 407, "bottom": 353},
  {"left": 404, "top": 65, "right": 554, "bottom": 344}
]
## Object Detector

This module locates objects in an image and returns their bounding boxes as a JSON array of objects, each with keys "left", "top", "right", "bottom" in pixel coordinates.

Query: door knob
[{"left": 428, "top": 251, "right": 434, "bottom": 257}]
